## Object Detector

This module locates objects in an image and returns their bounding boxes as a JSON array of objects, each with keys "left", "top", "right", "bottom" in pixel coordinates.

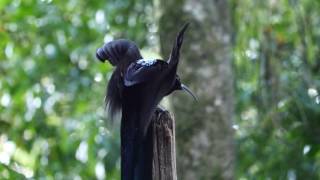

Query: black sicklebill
[{"left": 96, "top": 23, "right": 195, "bottom": 180}]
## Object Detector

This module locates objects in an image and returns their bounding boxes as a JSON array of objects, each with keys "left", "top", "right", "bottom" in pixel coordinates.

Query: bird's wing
[
  {"left": 124, "top": 59, "right": 168, "bottom": 87},
  {"left": 96, "top": 39, "right": 142, "bottom": 66}
]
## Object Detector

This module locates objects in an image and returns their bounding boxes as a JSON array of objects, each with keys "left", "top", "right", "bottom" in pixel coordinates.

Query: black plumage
[{"left": 96, "top": 23, "right": 194, "bottom": 180}]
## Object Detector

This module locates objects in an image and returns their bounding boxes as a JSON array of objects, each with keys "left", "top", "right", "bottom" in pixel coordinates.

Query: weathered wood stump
[{"left": 150, "top": 108, "right": 177, "bottom": 180}]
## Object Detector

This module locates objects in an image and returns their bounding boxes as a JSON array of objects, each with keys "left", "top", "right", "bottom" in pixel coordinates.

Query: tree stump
[{"left": 151, "top": 108, "right": 177, "bottom": 180}]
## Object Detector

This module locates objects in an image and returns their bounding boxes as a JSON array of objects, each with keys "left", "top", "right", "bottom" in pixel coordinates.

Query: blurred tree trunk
[
  {"left": 259, "top": 29, "right": 280, "bottom": 111},
  {"left": 157, "top": 0, "right": 235, "bottom": 179}
]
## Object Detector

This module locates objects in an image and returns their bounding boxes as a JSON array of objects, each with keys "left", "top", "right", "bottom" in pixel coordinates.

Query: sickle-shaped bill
[{"left": 181, "top": 84, "right": 197, "bottom": 101}]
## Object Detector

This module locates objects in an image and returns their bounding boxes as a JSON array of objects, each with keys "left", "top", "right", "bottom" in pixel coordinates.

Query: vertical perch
[{"left": 151, "top": 108, "right": 177, "bottom": 180}]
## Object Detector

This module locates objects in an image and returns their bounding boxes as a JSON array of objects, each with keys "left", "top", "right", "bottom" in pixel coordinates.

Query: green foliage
[
  {"left": 232, "top": 0, "right": 320, "bottom": 179},
  {"left": 0, "top": 0, "right": 152, "bottom": 179}
]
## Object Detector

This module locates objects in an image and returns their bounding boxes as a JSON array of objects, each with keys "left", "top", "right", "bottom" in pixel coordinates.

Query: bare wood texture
[{"left": 151, "top": 108, "right": 177, "bottom": 180}]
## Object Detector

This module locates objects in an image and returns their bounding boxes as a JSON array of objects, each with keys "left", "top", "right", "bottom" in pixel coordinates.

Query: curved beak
[{"left": 181, "top": 84, "right": 197, "bottom": 101}]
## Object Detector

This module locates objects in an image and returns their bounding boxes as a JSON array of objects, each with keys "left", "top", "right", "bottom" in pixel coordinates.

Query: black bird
[{"left": 96, "top": 23, "right": 195, "bottom": 180}]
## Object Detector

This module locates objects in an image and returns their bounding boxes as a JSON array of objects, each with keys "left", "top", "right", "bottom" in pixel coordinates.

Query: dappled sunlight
[
  {"left": 95, "top": 161, "right": 106, "bottom": 180},
  {"left": 75, "top": 141, "right": 88, "bottom": 163},
  {"left": 303, "top": 145, "right": 311, "bottom": 155},
  {"left": 25, "top": 92, "right": 42, "bottom": 121},
  {"left": 0, "top": 135, "right": 16, "bottom": 166},
  {"left": 0, "top": 93, "right": 11, "bottom": 107}
]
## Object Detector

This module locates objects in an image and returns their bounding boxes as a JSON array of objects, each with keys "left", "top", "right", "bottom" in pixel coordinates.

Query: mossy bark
[{"left": 158, "top": 0, "right": 235, "bottom": 179}]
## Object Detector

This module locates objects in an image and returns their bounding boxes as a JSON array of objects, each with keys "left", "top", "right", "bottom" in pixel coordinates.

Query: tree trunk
[{"left": 157, "top": 0, "right": 235, "bottom": 179}]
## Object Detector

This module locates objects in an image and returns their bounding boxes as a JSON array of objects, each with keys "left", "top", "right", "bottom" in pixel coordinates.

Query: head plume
[{"left": 96, "top": 39, "right": 142, "bottom": 66}]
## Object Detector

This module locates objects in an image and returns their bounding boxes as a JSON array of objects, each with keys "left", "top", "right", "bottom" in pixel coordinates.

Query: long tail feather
[{"left": 168, "top": 23, "right": 189, "bottom": 66}]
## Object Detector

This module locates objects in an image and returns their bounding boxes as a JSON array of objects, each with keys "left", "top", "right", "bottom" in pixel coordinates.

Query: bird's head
[{"left": 168, "top": 75, "right": 197, "bottom": 101}]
